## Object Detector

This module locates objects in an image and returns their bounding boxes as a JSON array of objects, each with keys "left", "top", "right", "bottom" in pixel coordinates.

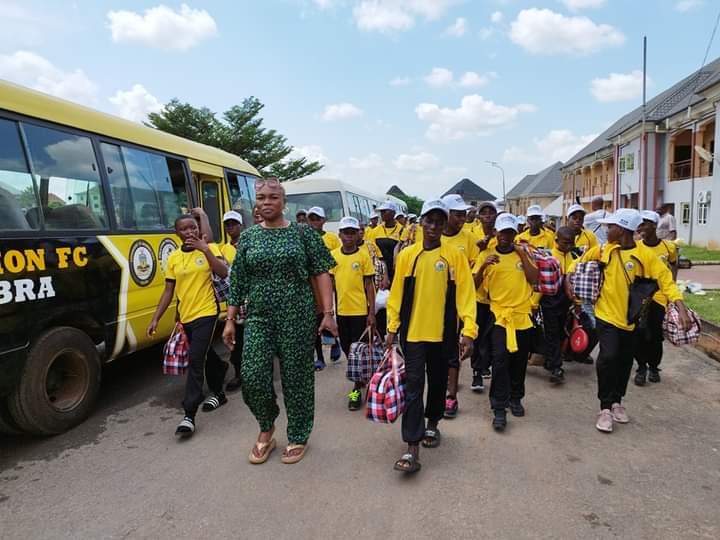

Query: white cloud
[
  {"left": 478, "top": 27, "right": 495, "bottom": 40},
  {"left": 491, "top": 11, "right": 503, "bottom": 23},
  {"left": 313, "top": 0, "right": 337, "bottom": 9},
  {"left": 675, "top": 0, "right": 704, "bottom": 12},
  {"left": 107, "top": 4, "right": 218, "bottom": 51},
  {"left": 503, "top": 129, "right": 597, "bottom": 165},
  {"left": 288, "top": 145, "right": 329, "bottom": 165},
  {"left": 424, "top": 67, "right": 454, "bottom": 87},
  {"left": 416, "top": 95, "right": 536, "bottom": 141},
  {"left": 389, "top": 76, "right": 412, "bottom": 86},
  {"left": 349, "top": 153, "right": 384, "bottom": 169},
  {"left": 590, "top": 70, "right": 649, "bottom": 102},
  {"left": 0, "top": 50, "right": 98, "bottom": 105},
  {"left": 445, "top": 17, "right": 467, "bottom": 37},
  {"left": 321, "top": 102, "right": 364, "bottom": 121},
  {"left": 353, "top": 0, "right": 460, "bottom": 33},
  {"left": 459, "top": 71, "right": 490, "bottom": 88},
  {"left": 394, "top": 152, "right": 440, "bottom": 171},
  {"left": 509, "top": 8, "right": 625, "bottom": 55},
  {"left": 109, "top": 84, "right": 163, "bottom": 122},
  {"left": 559, "top": 0, "right": 606, "bottom": 10}
]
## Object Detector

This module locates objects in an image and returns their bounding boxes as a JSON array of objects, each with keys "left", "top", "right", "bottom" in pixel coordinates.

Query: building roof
[
  {"left": 387, "top": 185, "right": 407, "bottom": 197},
  {"left": 506, "top": 161, "right": 564, "bottom": 199},
  {"left": 564, "top": 55, "right": 720, "bottom": 167},
  {"left": 442, "top": 178, "right": 495, "bottom": 200}
]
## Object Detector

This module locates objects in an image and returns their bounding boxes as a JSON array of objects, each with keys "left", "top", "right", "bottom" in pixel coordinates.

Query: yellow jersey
[
  {"left": 473, "top": 235, "right": 498, "bottom": 304},
  {"left": 517, "top": 228, "right": 554, "bottom": 251},
  {"left": 574, "top": 228, "right": 599, "bottom": 254},
  {"left": 165, "top": 244, "right": 222, "bottom": 324},
  {"left": 320, "top": 230, "right": 341, "bottom": 252},
  {"left": 330, "top": 247, "right": 375, "bottom": 316},
  {"left": 638, "top": 239, "right": 678, "bottom": 308},
  {"left": 442, "top": 229, "right": 480, "bottom": 265}
]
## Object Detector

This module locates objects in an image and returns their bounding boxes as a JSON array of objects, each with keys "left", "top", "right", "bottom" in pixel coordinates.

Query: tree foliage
[
  {"left": 393, "top": 192, "right": 424, "bottom": 216},
  {"left": 147, "top": 97, "right": 323, "bottom": 182}
]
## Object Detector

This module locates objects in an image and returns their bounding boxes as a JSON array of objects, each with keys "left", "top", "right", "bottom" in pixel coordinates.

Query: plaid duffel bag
[
  {"left": 569, "top": 261, "right": 604, "bottom": 304},
  {"left": 528, "top": 247, "right": 562, "bottom": 296},
  {"left": 663, "top": 303, "right": 702, "bottom": 345},
  {"left": 163, "top": 322, "right": 189, "bottom": 375},
  {"left": 366, "top": 347, "right": 406, "bottom": 424},
  {"left": 346, "top": 327, "right": 384, "bottom": 384}
]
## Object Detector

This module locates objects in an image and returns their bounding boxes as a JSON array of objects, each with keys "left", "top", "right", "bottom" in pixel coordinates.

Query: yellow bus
[{"left": 0, "top": 81, "right": 260, "bottom": 435}]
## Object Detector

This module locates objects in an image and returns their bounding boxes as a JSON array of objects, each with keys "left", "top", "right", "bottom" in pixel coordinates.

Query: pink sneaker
[
  {"left": 596, "top": 409, "right": 613, "bottom": 433},
  {"left": 611, "top": 403, "right": 629, "bottom": 423}
]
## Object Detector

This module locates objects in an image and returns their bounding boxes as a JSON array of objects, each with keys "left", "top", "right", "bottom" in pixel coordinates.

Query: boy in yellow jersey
[
  {"left": 147, "top": 211, "right": 229, "bottom": 438},
  {"left": 517, "top": 205, "right": 554, "bottom": 251},
  {"left": 330, "top": 217, "right": 376, "bottom": 411},
  {"left": 440, "top": 194, "right": 480, "bottom": 418},
  {"left": 517, "top": 215, "right": 527, "bottom": 234},
  {"left": 566, "top": 203, "right": 599, "bottom": 255},
  {"left": 463, "top": 207, "right": 477, "bottom": 234},
  {"left": 470, "top": 201, "right": 498, "bottom": 387},
  {"left": 573, "top": 209, "right": 690, "bottom": 433},
  {"left": 366, "top": 201, "right": 408, "bottom": 280},
  {"left": 633, "top": 210, "right": 678, "bottom": 386},
  {"left": 220, "top": 211, "right": 245, "bottom": 393},
  {"left": 540, "top": 227, "right": 578, "bottom": 384},
  {"left": 387, "top": 200, "right": 478, "bottom": 474},
  {"left": 474, "top": 213, "right": 539, "bottom": 431}
]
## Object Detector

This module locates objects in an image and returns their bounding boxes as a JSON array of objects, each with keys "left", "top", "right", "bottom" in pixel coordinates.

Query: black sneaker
[
  {"left": 549, "top": 368, "right": 565, "bottom": 384},
  {"left": 648, "top": 369, "right": 661, "bottom": 383},
  {"left": 201, "top": 393, "right": 227, "bottom": 412},
  {"left": 481, "top": 368, "right": 491, "bottom": 379},
  {"left": 576, "top": 355, "right": 594, "bottom": 365},
  {"left": 492, "top": 409, "right": 507, "bottom": 431},
  {"left": 471, "top": 372, "right": 485, "bottom": 393},
  {"left": 509, "top": 399, "right": 525, "bottom": 417},
  {"left": 348, "top": 389, "right": 362, "bottom": 411},
  {"left": 634, "top": 370, "right": 647, "bottom": 386},
  {"left": 175, "top": 416, "right": 195, "bottom": 438}
]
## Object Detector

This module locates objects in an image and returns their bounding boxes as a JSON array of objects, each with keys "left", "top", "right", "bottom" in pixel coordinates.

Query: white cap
[
  {"left": 495, "top": 213, "right": 518, "bottom": 232},
  {"left": 307, "top": 206, "right": 326, "bottom": 218},
  {"left": 376, "top": 201, "right": 396, "bottom": 212},
  {"left": 296, "top": 208, "right": 308, "bottom": 215},
  {"left": 396, "top": 210, "right": 407, "bottom": 218},
  {"left": 408, "top": 213, "right": 417, "bottom": 220},
  {"left": 641, "top": 210, "right": 660, "bottom": 224},
  {"left": 566, "top": 203, "right": 586, "bottom": 217},
  {"left": 420, "top": 199, "right": 449, "bottom": 217},
  {"left": 441, "top": 194, "right": 473, "bottom": 212},
  {"left": 338, "top": 216, "right": 361, "bottom": 230},
  {"left": 526, "top": 204, "right": 544, "bottom": 217},
  {"left": 599, "top": 208, "right": 643, "bottom": 232},
  {"left": 517, "top": 215, "right": 527, "bottom": 225},
  {"left": 223, "top": 210, "right": 243, "bottom": 224},
  {"left": 477, "top": 201, "right": 497, "bottom": 212}
]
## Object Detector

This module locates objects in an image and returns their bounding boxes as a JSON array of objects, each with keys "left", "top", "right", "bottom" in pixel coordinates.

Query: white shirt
[
  {"left": 583, "top": 209, "right": 608, "bottom": 244},
  {"left": 657, "top": 213, "right": 677, "bottom": 240}
]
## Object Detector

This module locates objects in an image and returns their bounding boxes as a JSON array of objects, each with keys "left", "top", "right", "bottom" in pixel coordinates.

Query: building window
[
  {"left": 681, "top": 203, "right": 690, "bottom": 225},
  {"left": 697, "top": 201, "right": 709, "bottom": 225}
]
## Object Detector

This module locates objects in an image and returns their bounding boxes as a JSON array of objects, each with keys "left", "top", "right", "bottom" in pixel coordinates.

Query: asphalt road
[{"left": 1, "top": 342, "right": 719, "bottom": 540}]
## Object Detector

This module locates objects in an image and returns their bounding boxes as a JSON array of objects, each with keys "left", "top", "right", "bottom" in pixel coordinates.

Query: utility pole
[{"left": 486, "top": 160, "right": 506, "bottom": 204}]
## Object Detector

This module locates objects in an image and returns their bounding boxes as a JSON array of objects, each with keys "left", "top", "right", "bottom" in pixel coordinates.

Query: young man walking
[
  {"left": 220, "top": 210, "right": 245, "bottom": 392},
  {"left": 517, "top": 205, "right": 554, "bottom": 251},
  {"left": 566, "top": 203, "right": 599, "bottom": 255}
]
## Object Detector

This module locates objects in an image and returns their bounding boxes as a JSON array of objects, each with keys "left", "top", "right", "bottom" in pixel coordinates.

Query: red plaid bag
[
  {"left": 365, "top": 347, "right": 406, "bottom": 423},
  {"left": 663, "top": 303, "right": 702, "bottom": 346},
  {"left": 524, "top": 246, "right": 561, "bottom": 295},
  {"left": 162, "top": 322, "right": 189, "bottom": 375}
]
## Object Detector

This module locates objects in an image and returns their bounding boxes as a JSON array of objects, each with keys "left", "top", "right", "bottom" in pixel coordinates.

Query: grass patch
[
  {"left": 678, "top": 245, "right": 720, "bottom": 262},
  {"left": 684, "top": 291, "right": 720, "bottom": 325}
]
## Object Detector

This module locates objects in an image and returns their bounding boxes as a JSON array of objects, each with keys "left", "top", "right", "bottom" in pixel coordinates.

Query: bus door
[{"left": 188, "top": 160, "right": 226, "bottom": 244}]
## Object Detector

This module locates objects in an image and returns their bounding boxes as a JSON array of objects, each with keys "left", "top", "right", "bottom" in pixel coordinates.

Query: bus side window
[
  {"left": 22, "top": 123, "right": 108, "bottom": 230},
  {"left": 225, "top": 171, "right": 256, "bottom": 229},
  {"left": 201, "top": 181, "right": 221, "bottom": 241},
  {"left": 0, "top": 118, "right": 40, "bottom": 230}
]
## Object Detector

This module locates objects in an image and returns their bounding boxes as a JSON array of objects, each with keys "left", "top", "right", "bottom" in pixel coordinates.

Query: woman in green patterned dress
[{"left": 223, "top": 178, "right": 337, "bottom": 465}]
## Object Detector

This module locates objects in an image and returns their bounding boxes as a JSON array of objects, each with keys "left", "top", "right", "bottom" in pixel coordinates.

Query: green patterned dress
[{"left": 229, "top": 222, "right": 334, "bottom": 444}]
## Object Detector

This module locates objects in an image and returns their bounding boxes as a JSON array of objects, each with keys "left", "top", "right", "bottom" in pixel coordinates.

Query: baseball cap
[
  {"left": 223, "top": 210, "right": 243, "bottom": 224},
  {"left": 477, "top": 201, "right": 497, "bottom": 212},
  {"left": 442, "top": 194, "right": 473, "bottom": 212},
  {"left": 338, "top": 216, "right": 361, "bottom": 230},
  {"left": 526, "top": 204, "right": 544, "bottom": 217},
  {"left": 396, "top": 210, "right": 407, "bottom": 218},
  {"left": 566, "top": 203, "right": 586, "bottom": 217},
  {"left": 599, "top": 208, "right": 643, "bottom": 232},
  {"left": 408, "top": 213, "right": 417, "bottom": 220},
  {"left": 517, "top": 215, "right": 527, "bottom": 225},
  {"left": 641, "top": 210, "right": 660, "bottom": 224},
  {"left": 420, "top": 199, "right": 449, "bottom": 217},
  {"left": 376, "top": 201, "right": 396, "bottom": 212},
  {"left": 495, "top": 213, "right": 518, "bottom": 232},
  {"left": 307, "top": 206, "right": 326, "bottom": 219},
  {"left": 295, "top": 208, "right": 307, "bottom": 216}
]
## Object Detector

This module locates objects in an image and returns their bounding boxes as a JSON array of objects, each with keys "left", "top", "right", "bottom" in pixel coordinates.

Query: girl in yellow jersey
[
  {"left": 474, "top": 213, "right": 539, "bottom": 432},
  {"left": 516, "top": 205, "right": 554, "bottom": 251},
  {"left": 387, "top": 200, "right": 478, "bottom": 474},
  {"left": 574, "top": 209, "right": 690, "bottom": 433}
]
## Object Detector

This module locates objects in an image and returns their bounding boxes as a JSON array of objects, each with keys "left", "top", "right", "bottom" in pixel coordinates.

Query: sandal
[
  {"left": 249, "top": 428, "right": 276, "bottom": 465},
  {"left": 393, "top": 453, "right": 421, "bottom": 474},
  {"left": 421, "top": 428, "right": 441, "bottom": 448},
  {"left": 281, "top": 443, "right": 307, "bottom": 464}
]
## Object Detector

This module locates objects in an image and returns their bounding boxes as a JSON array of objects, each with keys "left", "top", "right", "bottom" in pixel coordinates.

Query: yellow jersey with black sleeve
[
  {"left": 387, "top": 243, "right": 478, "bottom": 342},
  {"left": 574, "top": 228, "right": 599, "bottom": 254},
  {"left": 517, "top": 229, "right": 554, "bottom": 251},
  {"left": 320, "top": 230, "right": 341, "bottom": 252},
  {"left": 442, "top": 229, "right": 480, "bottom": 265},
  {"left": 472, "top": 236, "right": 498, "bottom": 304},
  {"left": 551, "top": 247, "right": 578, "bottom": 276},
  {"left": 638, "top": 239, "right": 679, "bottom": 308},
  {"left": 580, "top": 243, "right": 682, "bottom": 331},
  {"left": 368, "top": 222, "right": 409, "bottom": 243},
  {"left": 476, "top": 247, "right": 534, "bottom": 352},
  {"left": 330, "top": 247, "right": 375, "bottom": 316},
  {"left": 165, "top": 244, "right": 221, "bottom": 324}
]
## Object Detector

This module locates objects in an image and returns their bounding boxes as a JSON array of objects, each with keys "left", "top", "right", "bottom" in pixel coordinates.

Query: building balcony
[{"left": 670, "top": 159, "right": 692, "bottom": 181}]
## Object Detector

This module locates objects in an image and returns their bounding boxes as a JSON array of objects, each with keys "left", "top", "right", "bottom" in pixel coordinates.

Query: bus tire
[
  {"left": 8, "top": 327, "right": 101, "bottom": 435},
  {"left": 0, "top": 396, "right": 24, "bottom": 435}
]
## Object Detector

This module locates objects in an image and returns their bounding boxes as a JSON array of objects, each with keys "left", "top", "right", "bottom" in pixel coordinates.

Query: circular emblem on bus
[
  {"left": 158, "top": 238, "right": 178, "bottom": 273},
  {"left": 129, "top": 240, "right": 156, "bottom": 287}
]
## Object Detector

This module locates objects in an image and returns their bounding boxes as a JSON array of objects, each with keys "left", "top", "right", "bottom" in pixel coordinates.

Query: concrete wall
[{"left": 618, "top": 139, "right": 640, "bottom": 200}]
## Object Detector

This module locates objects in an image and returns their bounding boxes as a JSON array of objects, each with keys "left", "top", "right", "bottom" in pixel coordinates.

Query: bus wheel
[
  {"left": 8, "top": 327, "right": 101, "bottom": 435},
  {"left": 0, "top": 397, "right": 24, "bottom": 435}
]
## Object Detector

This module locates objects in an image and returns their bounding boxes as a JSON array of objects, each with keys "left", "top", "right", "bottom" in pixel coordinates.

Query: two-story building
[{"left": 506, "top": 161, "right": 563, "bottom": 218}]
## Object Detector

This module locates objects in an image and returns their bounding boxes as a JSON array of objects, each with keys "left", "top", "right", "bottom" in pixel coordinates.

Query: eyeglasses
[{"left": 255, "top": 177, "right": 281, "bottom": 188}]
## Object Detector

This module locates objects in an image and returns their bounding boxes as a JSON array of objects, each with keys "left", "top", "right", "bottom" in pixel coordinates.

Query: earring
[{"left": 283, "top": 206, "right": 288, "bottom": 214}]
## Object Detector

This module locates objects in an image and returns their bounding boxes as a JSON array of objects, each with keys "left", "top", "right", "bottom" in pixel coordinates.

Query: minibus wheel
[
  {"left": 8, "top": 327, "right": 101, "bottom": 435},
  {"left": 0, "top": 397, "right": 24, "bottom": 435}
]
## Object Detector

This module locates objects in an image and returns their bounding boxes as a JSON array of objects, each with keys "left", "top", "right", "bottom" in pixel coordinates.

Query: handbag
[
  {"left": 365, "top": 347, "right": 406, "bottom": 424},
  {"left": 524, "top": 246, "right": 561, "bottom": 296},
  {"left": 346, "top": 327, "right": 384, "bottom": 384},
  {"left": 162, "top": 322, "right": 189, "bottom": 375},
  {"left": 569, "top": 261, "right": 603, "bottom": 304},
  {"left": 663, "top": 303, "right": 702, "bottom": 345},
  {"left": 210, "top": 246, "right": 231, "bottom": 302},
  {"left": 616, "top": 252, "right": 659, "bottom": 325}
]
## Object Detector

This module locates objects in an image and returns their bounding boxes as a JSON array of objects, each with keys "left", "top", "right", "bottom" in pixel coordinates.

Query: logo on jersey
[
  {"left": 352, "top": 261, "right": 361, "bottom": 271},
  {"left": 625, "top": 261, "right": 635, "bottom": 272},
  {"left": 435, "top": 260, "right": 447, "bottom": 272},
  {"left": 516, "top": 262, "right": 524, "bottom": 270},
  {"left": 158, "top": 238, "right": 178, "bottom": 273},
  {"left": 129, "top": 240, "right": 156, "bottom": 286},
  {"left": 196, "top": 257, "right": 206, "bottom": 266}
]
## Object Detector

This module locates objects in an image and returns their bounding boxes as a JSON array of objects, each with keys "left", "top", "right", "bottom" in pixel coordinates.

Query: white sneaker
[
  {"left": 611, "top": 403, "right": 629, "bottom": 423},
  {"left": 596, "top": 409, "right": 613, "bottom": 433}
]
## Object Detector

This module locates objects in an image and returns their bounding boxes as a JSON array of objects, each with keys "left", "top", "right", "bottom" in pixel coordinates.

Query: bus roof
[
  {"left": 285, "top": 176, "right": 389, "bottom": 202},
  {"left": 0, "top": 80, "right": 259, "bottom": 176}
]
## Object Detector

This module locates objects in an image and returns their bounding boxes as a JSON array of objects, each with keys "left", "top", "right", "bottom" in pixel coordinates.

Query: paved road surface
[
  {"left": 1, "top": 342, "right": 719, "bottom": 539},
  {"left": 678, "top": 265, "right": 720, "bottom": 290}
]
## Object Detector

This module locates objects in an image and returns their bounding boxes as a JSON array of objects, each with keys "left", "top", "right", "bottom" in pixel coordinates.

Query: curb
[
  {"left": 695, "top": 318, "right": 720, "bottom": 362},
  {"left": 690, "top": 261, "right": 720, "bottom": 266}
]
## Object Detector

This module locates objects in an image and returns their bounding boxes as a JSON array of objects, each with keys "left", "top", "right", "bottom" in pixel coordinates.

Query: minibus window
[
  {"left": 0, "top": 118, "right": 40, "bottom": 230},
  {"left": 285, "top": 191, "right": 343, "bottom": 222}
]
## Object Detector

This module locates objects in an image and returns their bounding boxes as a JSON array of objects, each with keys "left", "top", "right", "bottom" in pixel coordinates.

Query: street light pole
[{"left": 485, "top": 160, "right": 506, "bottom": 204}]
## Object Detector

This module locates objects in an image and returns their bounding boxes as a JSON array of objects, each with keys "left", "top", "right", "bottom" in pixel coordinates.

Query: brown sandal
[
  {"left": 249, "top": 428, "right": 276, "bottom": 464},
  {"left": 281, "top": 443, "right": 307, "bottom": 464}
]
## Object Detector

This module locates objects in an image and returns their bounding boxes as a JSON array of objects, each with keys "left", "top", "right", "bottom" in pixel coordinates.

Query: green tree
[
  {"left": 393, "top": 193, "right": 424, "bottom": 216},
  {"left": 147, "top": 97, "right": 323, "bottom": 182}
]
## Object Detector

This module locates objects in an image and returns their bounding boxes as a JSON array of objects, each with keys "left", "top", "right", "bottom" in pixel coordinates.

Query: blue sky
[{"left": 1, "top": 0, "right": 718, "bottom": 199}]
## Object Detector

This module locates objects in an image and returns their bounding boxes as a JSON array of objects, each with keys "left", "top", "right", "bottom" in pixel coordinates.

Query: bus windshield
[{"left": 286, "top": 191, "right": 343, "bottom": 222}]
